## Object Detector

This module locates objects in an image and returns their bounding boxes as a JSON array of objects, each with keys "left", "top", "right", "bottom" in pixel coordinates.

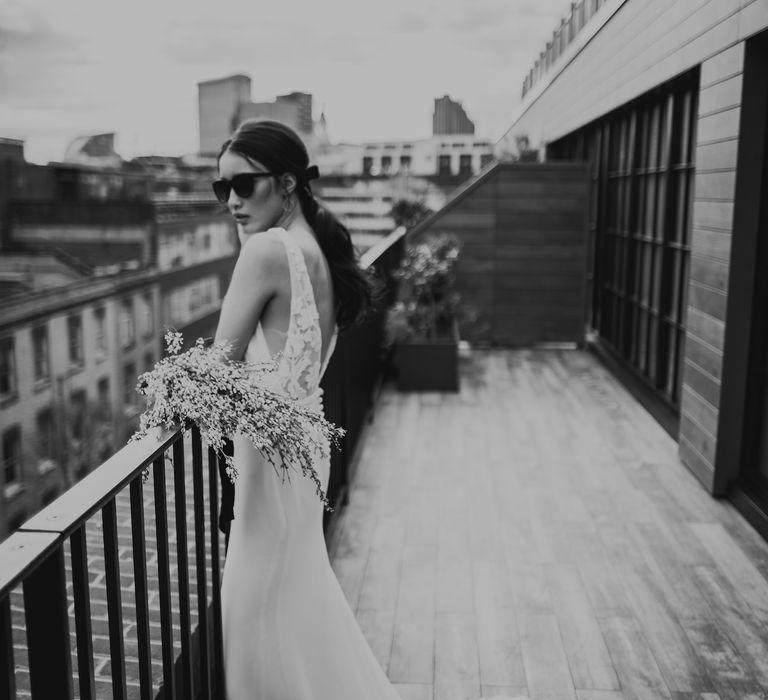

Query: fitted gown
[{"left": 220, "top": 228, "right": 402, "bottom": 699}]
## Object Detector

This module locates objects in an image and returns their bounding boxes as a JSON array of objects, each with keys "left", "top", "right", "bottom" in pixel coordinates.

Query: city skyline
[{"left": 1, "top": 0, "right": 570, "bottom": 164}]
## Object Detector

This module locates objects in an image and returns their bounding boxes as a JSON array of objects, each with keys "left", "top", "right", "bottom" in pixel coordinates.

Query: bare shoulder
[{"left": 236, "top": 231, "right": 288, "bottom": 279}]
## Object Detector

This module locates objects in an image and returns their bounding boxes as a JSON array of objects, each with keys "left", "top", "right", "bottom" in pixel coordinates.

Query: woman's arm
[{"left": 214, "top": 233, "right": 286, "bottom": 361}]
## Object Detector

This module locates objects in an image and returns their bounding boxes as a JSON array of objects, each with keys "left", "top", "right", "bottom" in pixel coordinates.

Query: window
[
  {"left": 70, "top": 390, "right": 87, "bottom": 442},
  {"left": 400, "top": 155, "right": 412, "bottom": 172},
  {"left": 438, "top": 154, "right": 452, "bottom": 175},
  {"left": 362, "top": 156, "right": 373, "bottom": 175},
  {"left": 119, "top": 298, "right": 135, "bottom": 349},
  {"left": 36, "top": 408, "right": 56, "bottom": 474},
  {"left": 459, "top": 154, "right": 472, "bottom": 174},
  {"left": 124, "top": 362, "right": 136, "bottom": 406},
  {"left": 141, "top": 293, "right": 154, "bottom": 338},
  {"left": 480, "top": 153, "right": 495, "bottom": 169},
  {"left": 93, "top": 306, "right": 107, "bottom": 358},
  {"left": 381, "top": 156, "right": 392, "bottom": 175},
  {"left": 0, "top": 338, "right": 17, "bottom": 398},
  {"left": 549, "top": 70, "right": 698, "bottom": 408},
  {"left": 97, "top": 377, "right": 112, "bottom": 421},
  {"left": 144, "top": 352, "right": 154, "bottom": 372},
  {"left": 68, "top": 315, "right": 84, "bottom": 366},
  {"left": 32, "top": 326, "right": 50, "bottom": 381},
  {"left": 3, "top": 427, "right": 21, "bottom": 490}
]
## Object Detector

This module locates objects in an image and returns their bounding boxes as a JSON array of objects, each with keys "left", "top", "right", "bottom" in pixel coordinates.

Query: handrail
[
  {"left": 0, "top": 222, "right": 406, "bottom": 699},
  {"left": 521, "top": 0, "right": 610, "bottom": 99}
]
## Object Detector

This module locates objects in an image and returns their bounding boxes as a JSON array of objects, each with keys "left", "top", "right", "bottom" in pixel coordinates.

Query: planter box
[{"left": 394, "top": 335, "right": 459, "bottom": 392}]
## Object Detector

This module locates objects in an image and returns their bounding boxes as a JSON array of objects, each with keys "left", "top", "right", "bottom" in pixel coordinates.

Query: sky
[{"left": 0, "top": 0, "right": 569, "bottom": 164}]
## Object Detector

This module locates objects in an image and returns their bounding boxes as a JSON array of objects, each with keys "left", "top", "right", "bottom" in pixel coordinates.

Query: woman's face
[{"left": 217, "top": 150, "right": 284, "bottom": 240}]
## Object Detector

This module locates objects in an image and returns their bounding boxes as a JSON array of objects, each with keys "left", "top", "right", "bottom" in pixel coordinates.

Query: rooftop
[{"left": 328, "top": 349, "right": 768, "bottom": 698}]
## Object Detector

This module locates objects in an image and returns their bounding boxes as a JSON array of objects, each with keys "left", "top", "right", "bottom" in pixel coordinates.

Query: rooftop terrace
[{"left": 329, "top": 349, "right": 768, "bottom": 700}]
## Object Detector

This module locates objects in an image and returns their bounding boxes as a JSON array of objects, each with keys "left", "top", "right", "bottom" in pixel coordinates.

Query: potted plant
[{"left": 385, "top": 233, "right": 464, "bottom": 392}]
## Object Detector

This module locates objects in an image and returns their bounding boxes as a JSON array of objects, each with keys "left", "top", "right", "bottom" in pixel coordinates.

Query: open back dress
[{"left": 219, "top": 227, "right": 402, "bottom": 699}]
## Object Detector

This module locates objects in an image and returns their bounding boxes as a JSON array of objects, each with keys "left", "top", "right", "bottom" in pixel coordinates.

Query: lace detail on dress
[{"left": 278, "top": 231, "right": 323, "bottom": 400}]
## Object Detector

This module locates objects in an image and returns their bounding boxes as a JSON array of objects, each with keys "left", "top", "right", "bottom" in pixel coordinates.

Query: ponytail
[{"left": 298, "top": 188, "right": 376, "bottom": 329}]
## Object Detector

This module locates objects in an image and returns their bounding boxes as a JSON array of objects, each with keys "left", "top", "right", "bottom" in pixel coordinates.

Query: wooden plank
[
  {"left": 680, "top": 403, "right": 719, "bottom": 459},
  {"left": 738, "top": 0, "right": 768, "bottom": 41},
  {"left": 696, "top": 107, "right": 741, "bottom": 144},
  {"left": 688, "top": 280, "right": 728, "bottom": 320},
  {"left": 700, "top": 43, "right": 745, "bottom": 87},
  {"left": 434, "top": 612, "right": 481, "bottom": 700},
  {"left": 698, "top": 74, "right": 743, "bottom": 117},
  {"left": 617, "top": 562, "right": 715, "bottom": 693},
  {"left": 473, "top": 561, "right": 526, "bottom": 687},
  {"left": 686, "top": 309, "right": 726, "bottom": 354},
  {"left": 695, "top": 139, "right": 739, "bottom": 173},
  {"left": 392, "top": 683, "right": 433, "bottom": 700},
  {"left": 547, "top": 563, "right": 620, "bottom": 691},
  {"left": 599, "top": 616, "right": 673, "bottom": 699},
  {"left": 691, "top": 200, "right": 735, "bottom": 233},
  {"left": 689, "top": 524, "right": 768, "bottom": 624},
  {"left": 692, "top": 565, "right": 768, "bottom": 687},
  {"left": 680, "top": 618, "right": 767, "bottom": 700},
  {"left": 681, "top": 360, "right": 721, "bottom": 409},
  {"left": 690, "top": 229, "right": 732, "bottom": 264},
  {"left": 694, "top": 171, "right": 738, "bottom": 201},
  {"left": 519, "top": 613, "right": 577, "bottom": 700},
  {"left": 684, "top": 336, "right": 724, "bottom": 383},
  {"left": 356, "top": 609, "right": 394, "bottom": 674},
  {"left": 388, "top": 546, "right": 436, "bottom": 684},
  {"left": 690, "top": 253, "right": 729, "bottom": 293}
]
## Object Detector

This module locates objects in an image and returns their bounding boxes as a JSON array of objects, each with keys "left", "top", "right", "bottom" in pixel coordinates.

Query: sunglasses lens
[
  {"left": 230, "top": 174, "right": 257, "bottom": 199},
  {"left": 212, "top": 180, "right": 230, "bottom": 203}
]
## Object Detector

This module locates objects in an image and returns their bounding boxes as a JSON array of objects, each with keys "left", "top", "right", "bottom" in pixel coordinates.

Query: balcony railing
[
  {"left": 521, "top": 0, "right": 612, "bottom": 99},
  {"left": 0, "top": 225, "right": 407, "bottom": 699},
  {"left": 8, "top": 200, "right": 155, "bottom": 227}
]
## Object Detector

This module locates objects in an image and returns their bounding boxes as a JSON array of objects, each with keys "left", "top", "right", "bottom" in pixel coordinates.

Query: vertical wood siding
[
  {"left": 507, "top": 0, "right": 768, "bottom": 492},
  {"left": 410, "top": 163, "right": 589, "bottom": 346},
  {"left": 678, "top": 43, "right": 745, "bottom": 490}
]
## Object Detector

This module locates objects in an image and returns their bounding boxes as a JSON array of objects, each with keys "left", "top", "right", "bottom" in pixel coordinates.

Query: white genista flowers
[{"left": 130, "top": 331, "right": 344, "bottom": 510}]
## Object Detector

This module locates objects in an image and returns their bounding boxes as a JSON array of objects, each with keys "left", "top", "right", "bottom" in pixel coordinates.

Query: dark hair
[{"left": 219, "top": 119, "right": 374, "bottom": 329}]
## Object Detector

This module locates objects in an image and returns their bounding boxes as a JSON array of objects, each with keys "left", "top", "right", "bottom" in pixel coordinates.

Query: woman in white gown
[{"left": 213, "top": 120, "right": 403, "bottom": 699}]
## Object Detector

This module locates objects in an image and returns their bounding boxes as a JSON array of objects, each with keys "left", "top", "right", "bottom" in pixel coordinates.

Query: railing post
[
  {"left": 0, "top": 597, "right": 15, "bottom": 700},
  {"left": 23, "top": 545, "right": 73, "bottom": 699}
]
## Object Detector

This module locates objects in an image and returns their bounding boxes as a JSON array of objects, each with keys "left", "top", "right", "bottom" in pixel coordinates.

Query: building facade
[
  {"left": 198, "top": 75, "right": 314, "bottom": 156},
  {"left": 0, "top": 150, "right": 238, "bottom": 539},
  {"left": 433, "top": 95, "right": 475, "bottom": 135},
  {"left": 499, "top": 0, "right": 768, "bottom": 537},
  {"left": 0, "top": 274, "right": 160, "bottom": 537}
]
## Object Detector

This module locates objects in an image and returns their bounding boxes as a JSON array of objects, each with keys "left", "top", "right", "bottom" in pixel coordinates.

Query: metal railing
[
  {"left": 9, "top": 200, "right": 154, "bottom": 227},
  {"left": 521, "top": 0, "right": 610, "bottom": 99},
  {"left": 0, "top": 225, "right": 407, "bottom": 699}
]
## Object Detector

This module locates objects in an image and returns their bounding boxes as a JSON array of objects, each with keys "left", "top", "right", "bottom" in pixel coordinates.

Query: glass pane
[
  {"left": 656, "top": 172, "right": 667, "bottom": 241},
  {"left": 645, "top": 174, "right": 656, "bottom": 238}
]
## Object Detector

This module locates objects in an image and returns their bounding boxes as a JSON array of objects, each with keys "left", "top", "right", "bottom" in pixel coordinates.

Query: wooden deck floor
[{"left": 327, "top": 349, "right": 768, "bottom": 700}]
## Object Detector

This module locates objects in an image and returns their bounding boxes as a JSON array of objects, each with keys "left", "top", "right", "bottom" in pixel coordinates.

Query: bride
[{"left": 212, "top": 120, "right": 403, "bottom": 699}]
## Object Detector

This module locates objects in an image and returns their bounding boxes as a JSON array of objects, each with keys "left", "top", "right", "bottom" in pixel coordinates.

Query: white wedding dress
[{"left": 220, "top": 228, "right": 403, "bottom": 699}]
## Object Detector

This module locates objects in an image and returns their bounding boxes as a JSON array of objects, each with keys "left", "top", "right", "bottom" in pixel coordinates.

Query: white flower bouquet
[{"left": 130, "top": 331, "right": 344, "bottom": 510}]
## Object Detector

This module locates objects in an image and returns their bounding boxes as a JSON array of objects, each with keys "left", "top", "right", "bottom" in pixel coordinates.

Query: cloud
[{"left": 0, "top": 0, "right": 571, "bottom": 162}]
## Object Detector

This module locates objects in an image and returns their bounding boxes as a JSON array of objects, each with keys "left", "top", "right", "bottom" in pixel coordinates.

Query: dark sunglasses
[{"left": 212, "top": 172, "right": 277, "bottom": 203}]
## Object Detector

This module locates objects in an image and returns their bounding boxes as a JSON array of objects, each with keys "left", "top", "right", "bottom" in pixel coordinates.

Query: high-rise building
[
  {"left": 197, "top": 75, "right": 252, "bottom": 156},
  {"left": 237, "top": 92, "right": 313, "bottom": 138},
  {"left": 432, "top": 95, "right": 475, "bottom": 136},
  {"left": 198, "top": 75, "right": 314, "bottom": 156}
]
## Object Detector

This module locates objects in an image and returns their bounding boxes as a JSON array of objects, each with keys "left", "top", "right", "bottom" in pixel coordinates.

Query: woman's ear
[{"left": 281, "top": 173, "right": 298, "bottom": 196}]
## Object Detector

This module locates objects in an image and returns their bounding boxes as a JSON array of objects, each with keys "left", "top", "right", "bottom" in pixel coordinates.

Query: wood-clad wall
[
  {"left": 678, "top": 44, "right": 745, "bottom": 491},
  {"left": 504, "top": 0, "right": 767, "bottom": 153},
  {"left": 410, "top": 162, "right": 589, "bottom": 346}
]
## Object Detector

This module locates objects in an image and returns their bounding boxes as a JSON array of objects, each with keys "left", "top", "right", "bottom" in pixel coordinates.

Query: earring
[{"left": 282, "top": 195, "right": 295, "bottom": 215}]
